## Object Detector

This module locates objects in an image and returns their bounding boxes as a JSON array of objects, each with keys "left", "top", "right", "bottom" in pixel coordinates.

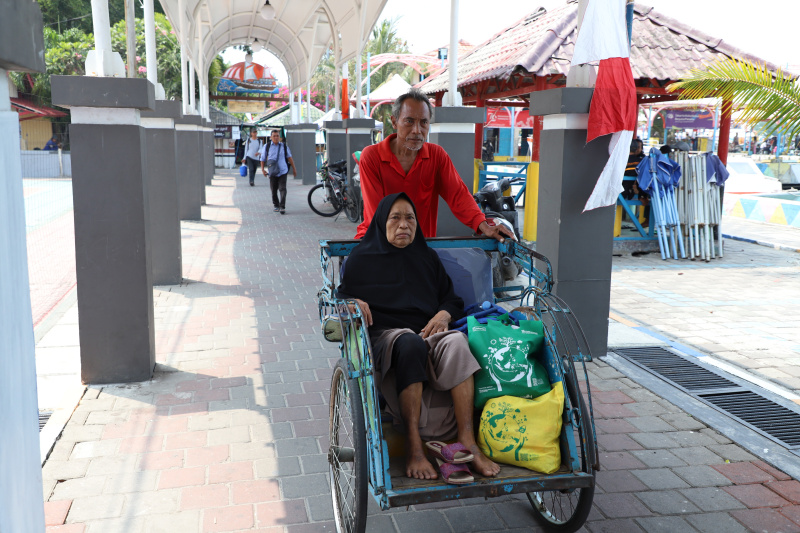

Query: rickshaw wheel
[
  {"left": 329, "top": 358, "right": 368, "bottom": 533},
  {"left": 527, "top": 371, "right": 595, "bottom": 533}
]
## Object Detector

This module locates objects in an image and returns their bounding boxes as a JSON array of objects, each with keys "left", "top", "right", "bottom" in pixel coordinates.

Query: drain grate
[
  {"left": 614, "top": 346, "right": 800, "bottom": 450},
  {"left": 614, "top": 347, "right": 739, "bottom": 392},
  {"left": 39, "top": 410, "right": 53, "bottom": 432},
  {"left": 701, "top": 391, "right": 800, "bottom": 447}
]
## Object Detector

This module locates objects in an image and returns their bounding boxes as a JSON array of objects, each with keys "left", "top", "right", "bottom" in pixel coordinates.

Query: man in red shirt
[{"left": 354, "top": 89, "right": 514, "bottom": 242}]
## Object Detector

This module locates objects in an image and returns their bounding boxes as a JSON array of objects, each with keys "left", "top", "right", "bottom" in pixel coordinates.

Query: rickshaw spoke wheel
[
  {"left": 526, "top": 370, "right": 595, "bottom": 533},
  {"left": 329, "top": 359, "right": 367, "bottom": 533}
]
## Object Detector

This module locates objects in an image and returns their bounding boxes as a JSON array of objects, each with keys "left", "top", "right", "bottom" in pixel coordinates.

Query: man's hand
[
  {"left": 420, "top": 310, "right": 451, "bottom": 339},
  {"left": 347, "top": 298, "right": 372, "bottom": 327},
  {"left": 478, "top": 220, "right": 516, "bottom": 243}
]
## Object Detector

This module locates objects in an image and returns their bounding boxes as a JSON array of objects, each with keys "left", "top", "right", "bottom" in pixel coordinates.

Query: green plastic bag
[{"left": 467, "top": 314, "right": 549, "bottom": 408}]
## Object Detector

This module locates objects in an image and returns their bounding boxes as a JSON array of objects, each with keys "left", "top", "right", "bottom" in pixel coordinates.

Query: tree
[
  {"left": 37, "top": 0, "right": 165, "bottom": 34},
  {"left": 668, "top": 58, "right": 800, "bottom": 140}
]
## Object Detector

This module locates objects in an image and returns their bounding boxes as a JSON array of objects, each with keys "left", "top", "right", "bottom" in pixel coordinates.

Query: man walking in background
[
  {"left": 261, "top": 129, "right": 297, "bottom": 214},
  {"left": 243, "top": 129, "right": 263, "bottom": 187}
]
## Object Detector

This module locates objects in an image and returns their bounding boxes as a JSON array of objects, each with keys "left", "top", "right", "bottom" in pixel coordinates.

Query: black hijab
[{"left": 337, "top": 192, "right": 464, "bottom": 334}]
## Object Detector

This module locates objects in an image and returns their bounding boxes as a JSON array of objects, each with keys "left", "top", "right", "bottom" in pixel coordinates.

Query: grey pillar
[
  {"left": 343, "top": 118, "right": 375, "bottom": 187},
  {"left": 284, "top": 123, "right": 317, "bottom": 185},
  {"left": 323, "top": 120, "right": 347, "bottom": 166},
  {"left": 51, "top": 75, "right": 156, "bottom": 383},
  {"left": 0, "top": 0, "right": 47, "bottom": 528},
  {"left": 530, "top": 88, "right": 614, "bottom": 357},
  {"left": 140, "top": 100, "right": 182, "bottom": 285},
  {"left": 197, "top": 120, "right": 207, "bottom": 205},
  {"left": 174, "top": 114, "right": 203, "bottom": 220},
  {"left": 202, "top": 118, "right": 214, "bottom": 186},
  {"left": 428, "top": 106, "right": 485, "bottom": 236}
]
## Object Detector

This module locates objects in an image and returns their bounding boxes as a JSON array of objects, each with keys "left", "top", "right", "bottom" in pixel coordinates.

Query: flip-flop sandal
[
  {"left": 436, "top": 458, "right": 474, "bottom": 485},
  {"left": 426, "top": 441, "right": 474, "bottom": 464}
]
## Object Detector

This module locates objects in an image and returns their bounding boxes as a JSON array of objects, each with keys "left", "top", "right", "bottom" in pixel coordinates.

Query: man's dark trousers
[
  {"left": 245, "top": 157, "right": 259, "bottom": 185},
  {"left": 270, "top": 173, "right": 288, "bottom": 209}
]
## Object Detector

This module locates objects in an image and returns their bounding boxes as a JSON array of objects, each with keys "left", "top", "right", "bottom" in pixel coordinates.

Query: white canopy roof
[
  {"left": 159, "top": 0, "right": 388, "bottom": 91},
  {"left": 357, "top": 73, "right": 411, "bottom": 103}
]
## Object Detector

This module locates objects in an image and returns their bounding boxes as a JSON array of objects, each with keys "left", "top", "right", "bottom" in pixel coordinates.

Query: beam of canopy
[{"left": 159, "top": 0, "right": 388, "bottom": 91}]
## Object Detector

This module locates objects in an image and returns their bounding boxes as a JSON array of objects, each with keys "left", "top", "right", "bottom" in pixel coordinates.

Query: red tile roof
[
  {"left": 11, "top": 98, "right": 67, "bottom": 121},
  {"left": 417, "top": 2, "right": 787, "bottom": 95}
]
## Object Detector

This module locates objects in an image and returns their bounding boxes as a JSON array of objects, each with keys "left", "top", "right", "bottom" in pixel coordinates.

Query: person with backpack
[
  {"left": 243, "top": 129, "right": 264, "bottom": 186},
  {"left": 261, "top": 129, "right": 297, "bottom": 214}
]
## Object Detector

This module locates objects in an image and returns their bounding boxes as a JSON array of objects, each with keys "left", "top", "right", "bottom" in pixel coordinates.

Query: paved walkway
[
  {"left": 722, "top": 215, "right": 800, "bottom": 253},
  {"left": 610, "top": 221, "right": 800, "bottom": 396},
  {"left": 41, "top": 171, "right": 800, "bottom": 532}
]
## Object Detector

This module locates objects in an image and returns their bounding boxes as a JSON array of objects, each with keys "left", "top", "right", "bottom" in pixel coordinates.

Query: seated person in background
[
  {"left": 43, "top": 136, "right": 59, "bottom": 151},
  {"left": 622, "top": 138, "right": 646, "bottom": 201},
  {"left": 337, "top": 192, "right": 501, "bottom": 481}
]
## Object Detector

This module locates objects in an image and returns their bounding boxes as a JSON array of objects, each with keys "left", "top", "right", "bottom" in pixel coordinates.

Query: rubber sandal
[
  {"left": 426, "top": 441, "right": 474, "bottom": 464},
  {"left": 436, "top": 458, "right": 474, "bottom": 485}
]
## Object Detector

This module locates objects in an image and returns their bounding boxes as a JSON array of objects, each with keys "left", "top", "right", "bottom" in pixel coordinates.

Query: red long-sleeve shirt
[{"left": 355, "top": 134, "right": 486, "bottom": 239}]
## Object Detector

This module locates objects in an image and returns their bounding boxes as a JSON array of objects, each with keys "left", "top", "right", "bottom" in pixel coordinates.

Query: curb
[{"left": 722, "top": 233, "right": 800, "bottom": 254}]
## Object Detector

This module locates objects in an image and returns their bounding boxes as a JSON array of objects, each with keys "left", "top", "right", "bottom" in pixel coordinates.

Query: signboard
[
  {"left": 217, "top": 56, "right": 280, "bottom": 95},
  {"left": 662, "top": 108, "right": 715, "bottom": 129},
  {"left": 214, "top": 125, "right": 232, "bottom": 139},
  {"left": 485, "top": 108, "right": 536, "bottom": 128},
  {"left": 228, "top": 100, "right": 266, "bottom": 113},
  {"left": 232, "top": 126, "right": 240, "bottom": 140}
]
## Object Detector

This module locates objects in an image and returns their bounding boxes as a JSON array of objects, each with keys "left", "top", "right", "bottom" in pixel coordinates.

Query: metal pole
[
  {"left": 447, "top": 0, "right": 460, "bottom": 106},
  {"left": 144, "top": 0, "right": 158, "bottom": 87},
  {"left": 307, "top": 81, "right": 311, "bottom": 122},
  {"left": 180, "top": 46, "right": 189, "bottom": 114},
  {"left": 90, "top": 0, "right": 113, "bottom": 76},
  {"left": 366, "top": 52, "right": 371, "bottom": 117},
  {"left": 298, "top": 88, "right": 303, "bottom": 121},
  {"left": 188, "top": 60, "right": 196, "bottom": 113},
  {"left": 125, "top": 0, "right": 136, "bottom": 78}
]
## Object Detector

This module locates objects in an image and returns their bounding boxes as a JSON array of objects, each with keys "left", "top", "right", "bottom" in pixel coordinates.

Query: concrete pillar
[
  {"left": 174, "top": 114, "right": 203, "bottom": 220},
  {"left": 140, "top": 100, "right": 182, "bottom": 285},
  {"left": 0, "top": 0, "right": 47, "bottom": 528},
  {"left": 284, "top": 123, "right": 317, "bottom": 185},
  {"left": 323, "top": 120, "right": 347, "bottom": 166},
  {"left": 428, "top": 106, "right": 485, "bottom": 237},
  {"left": 343, "top": 117, "right": 375, "bottom": 187},
  {"left": 530, "top": 88, "right": 614, "bottom": 357},
  {"left": 51, "top": 75, "right": 156, "bottom": 383},
  {"left": 197, "top": 119, "right": 207, "bottom": 205},
  {"left": 203, "top": 118, "right": 214, "bottom": 188}
]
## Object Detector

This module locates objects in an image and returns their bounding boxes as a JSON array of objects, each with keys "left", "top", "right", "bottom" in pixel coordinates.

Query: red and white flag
[{"left": 571, "top": 0, "right": 637, "bottom": 211}]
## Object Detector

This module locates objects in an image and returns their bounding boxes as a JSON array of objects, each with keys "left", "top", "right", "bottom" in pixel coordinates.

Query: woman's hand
[
  {"left": 347, "top": 298, "right": 372, "bottom": 327},
  {"left": 420, "top": 310, "right": 451, "bottom": 339}
]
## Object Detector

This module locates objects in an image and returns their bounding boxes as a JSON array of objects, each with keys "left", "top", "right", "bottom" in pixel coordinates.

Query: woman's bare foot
[
  {"left": 464, "top": 442, "right": 500, "bottom": 477},
  {"left": 406, "top": 445, "right": 438, "bottom": 480}
]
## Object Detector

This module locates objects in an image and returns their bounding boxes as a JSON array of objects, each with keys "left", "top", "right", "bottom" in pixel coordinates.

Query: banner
[
  {"left": 214, "top": 125, "right": 232, "bottom": 139},
  {"left": 662, "top": 108, "right": 715, "bottom": 129},
  {"left": 228, "top": 100, "right": 266, "bottom": 114},
  {"left": 217, "top": 56, "right": 280, "bottom": 95}
]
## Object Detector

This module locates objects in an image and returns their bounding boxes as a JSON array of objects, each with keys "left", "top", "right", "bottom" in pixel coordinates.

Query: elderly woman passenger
[{"left": 337, "top": 193, "right": 500, "bottom": 481}]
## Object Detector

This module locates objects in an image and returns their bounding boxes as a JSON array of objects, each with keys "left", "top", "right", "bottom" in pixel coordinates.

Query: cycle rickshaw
[{"left": 318, "top": 237, "right": 599, "bottom": 533}]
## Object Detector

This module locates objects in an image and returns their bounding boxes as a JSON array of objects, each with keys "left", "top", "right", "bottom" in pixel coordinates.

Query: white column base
[
  {"left": 85, "top": 49, "right": 126, "bottom": 77},
  {"left": 155, "top": 83, "right": 166, "bottom": 100}
]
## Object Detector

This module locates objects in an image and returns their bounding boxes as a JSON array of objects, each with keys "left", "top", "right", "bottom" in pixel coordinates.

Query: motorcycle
[{"left": 474, "top": 176, "right": 525, "bottom": 286}]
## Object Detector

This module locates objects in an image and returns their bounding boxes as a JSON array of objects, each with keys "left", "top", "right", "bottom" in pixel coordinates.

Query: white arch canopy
[{"left": 159, "top": 0, "right": 387, "bottom": 91}]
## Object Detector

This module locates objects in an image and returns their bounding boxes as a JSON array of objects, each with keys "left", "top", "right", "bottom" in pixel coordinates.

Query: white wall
[{"left": 0, "top": 75, "right": 46, "bottom": 532}]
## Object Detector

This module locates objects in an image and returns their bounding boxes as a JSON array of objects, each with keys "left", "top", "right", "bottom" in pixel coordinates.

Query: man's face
[
  {"left": 250, "top": 130, "right": 258, "bottom": 139},
  {"left": 271, "top": 131, "right": 280, "bottom": 143},
  {"left": 385, "top": 198, "right": 417, "bottom": 248},
  {"left": 391, "top": 99, "right": 430, "bottom": 152}
]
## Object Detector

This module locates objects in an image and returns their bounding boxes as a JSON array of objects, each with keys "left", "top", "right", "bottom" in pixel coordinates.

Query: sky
[{"left": 221, "top": 0, "right": 797, "bottom": 88}]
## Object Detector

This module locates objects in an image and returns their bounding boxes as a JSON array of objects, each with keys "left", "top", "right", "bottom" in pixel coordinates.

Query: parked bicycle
[{"left": 308, "top": 158, "right": 362, "bottom": 223}]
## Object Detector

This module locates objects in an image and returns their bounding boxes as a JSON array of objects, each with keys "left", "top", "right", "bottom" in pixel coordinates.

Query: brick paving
[
  {"left": 610, "top": 231, "right": 800, "bottom": 395},
  {"left": 41, "top": 170, "right": 800, "bottom": 532}
]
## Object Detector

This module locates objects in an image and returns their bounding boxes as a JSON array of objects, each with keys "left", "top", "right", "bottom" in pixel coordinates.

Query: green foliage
[
  {"left": 668, "top": 58, "right": 800, "bottom": 139},
  {"left": 37, "top": 0, "right": 165, "bottom": 33}
]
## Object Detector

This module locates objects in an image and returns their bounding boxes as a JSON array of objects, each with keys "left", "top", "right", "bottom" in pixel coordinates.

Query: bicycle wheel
[
  {"left": 308, "top": 183, "right": 342, "bottom": 217},
  {"left": 343, "top": 185, "right": 360, "bottom": 223},
  {"left": 329, "top": 358, "right": 367, "bottom": 533},
  {"left": 526, "top": 369, "right": 595, "bottom": 533}
]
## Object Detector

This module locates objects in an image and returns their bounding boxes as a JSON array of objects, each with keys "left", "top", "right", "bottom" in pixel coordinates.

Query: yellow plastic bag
[{"left": 478, "top": 384, "right": 564, "bottom": 474}]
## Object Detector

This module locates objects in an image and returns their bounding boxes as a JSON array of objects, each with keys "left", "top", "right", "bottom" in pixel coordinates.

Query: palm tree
[{"left": 668, "top": 58, "right": 800, "bottom": 140}]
